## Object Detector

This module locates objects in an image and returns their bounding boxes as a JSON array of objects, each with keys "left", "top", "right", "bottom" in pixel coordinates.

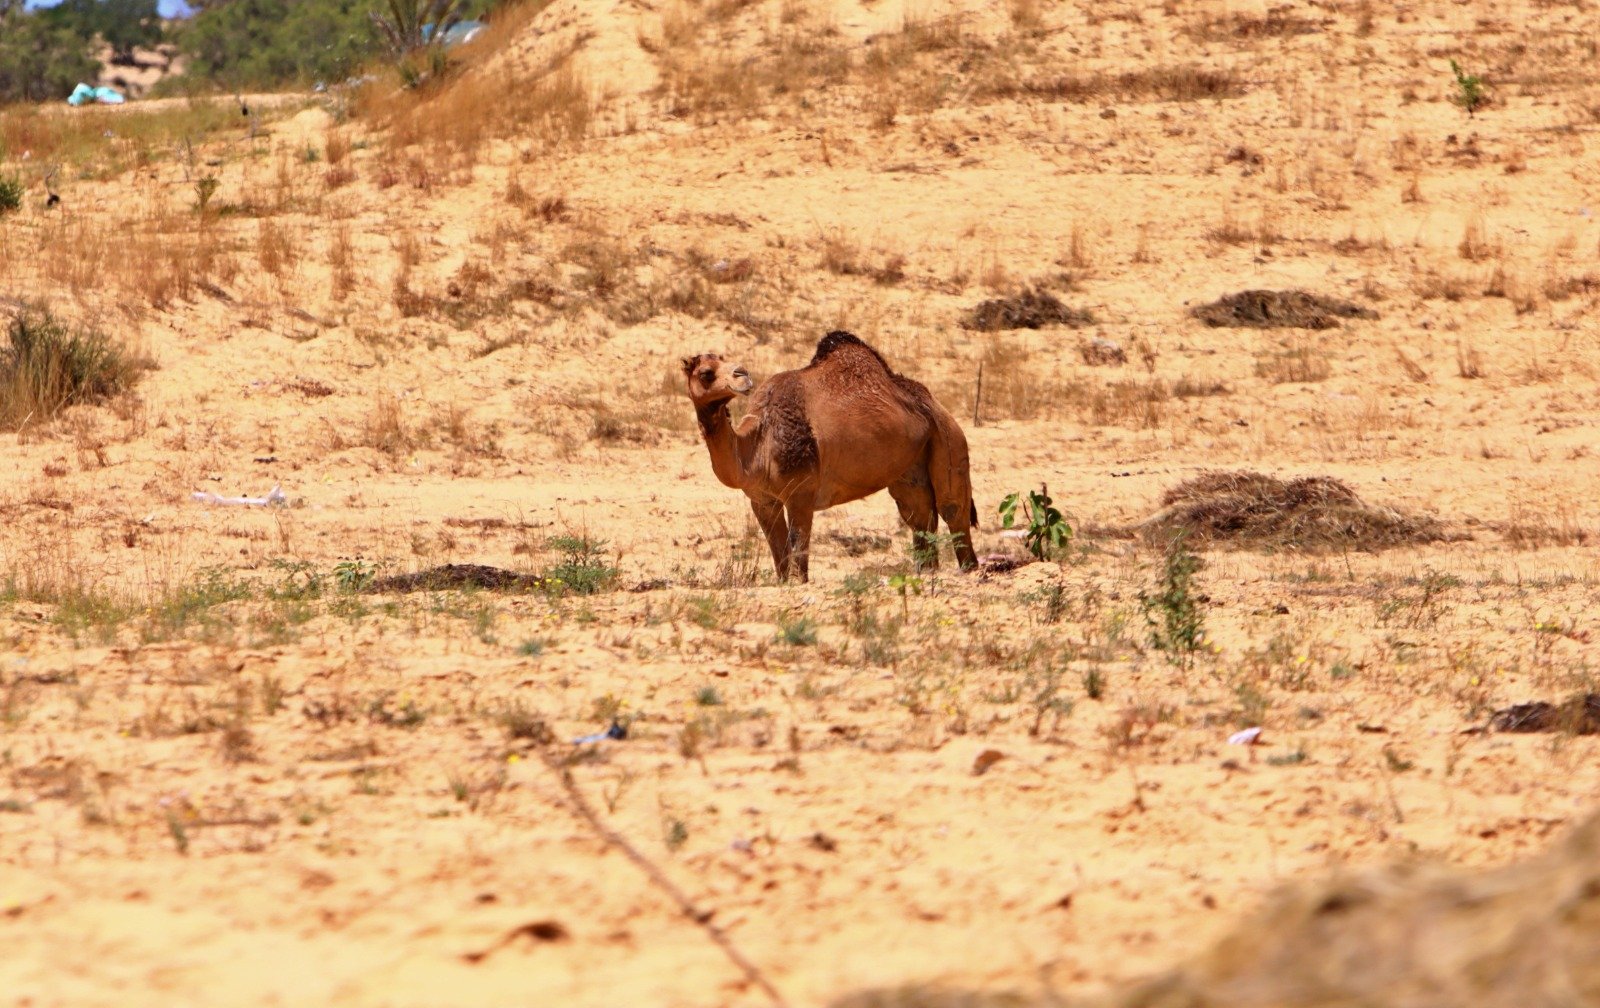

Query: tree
[
  {"left": 37, "top": 0, "right": 164, "bottom": 64},
  {"left": 369, "top": 0, "right": 464, "bottom": 57},
  {"left": 172, "top": 0, "right": 375, "bottom": 89},
  {"left": 0, "top": 11, "right": 99, "bottom": 105}
]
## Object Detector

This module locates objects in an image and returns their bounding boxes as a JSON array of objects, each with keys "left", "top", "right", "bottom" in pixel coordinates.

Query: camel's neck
[{"left": 695, "top": 400, "right": 747, "bottom": 489}]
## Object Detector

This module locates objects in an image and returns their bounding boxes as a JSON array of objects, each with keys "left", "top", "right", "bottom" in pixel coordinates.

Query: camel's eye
[{"left": 699, "top": 370, "right": 715, "bottom": 383}]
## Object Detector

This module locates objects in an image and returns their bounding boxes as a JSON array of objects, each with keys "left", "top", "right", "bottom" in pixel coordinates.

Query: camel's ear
[{"left": 681, "top": 355, "right": 699, "bottom": 377}]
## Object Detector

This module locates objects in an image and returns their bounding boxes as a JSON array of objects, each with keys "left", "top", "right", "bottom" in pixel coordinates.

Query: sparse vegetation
[
  {"left": 1450, "top": 59, "right": 1488, "bottom": 115},
  {"left": 998, "top": 485, "right": 1071, "bottom": 560},
  {"left": 0, "top": 309, "right": 145, "bottom": 430},
  {"left": 1141, "top": 536, "right": 1206, "bottom": 666},
  {"left": 1, "top": 2, "right": 1596, "bottom": 1002}
]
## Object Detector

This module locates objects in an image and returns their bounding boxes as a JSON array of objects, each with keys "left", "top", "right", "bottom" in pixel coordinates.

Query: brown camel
[{"left": 682, "top": 330, "right": 978, "bottom": 582}]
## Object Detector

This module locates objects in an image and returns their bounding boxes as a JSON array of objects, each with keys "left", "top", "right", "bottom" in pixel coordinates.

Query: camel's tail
[{"left": 970, "top": 499, "right": 978, "bottom": 528}]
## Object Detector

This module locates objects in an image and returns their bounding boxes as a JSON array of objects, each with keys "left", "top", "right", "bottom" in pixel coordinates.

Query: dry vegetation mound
[
  {"left": 1092, "top": 810, "right": 1600, "bottom": 1008},
  {"left": 1491, "top": 693, "right": 1600, "bottom": 734},
  {"left": 962, "top": 289, "right": 1094, "bottom": 331},
  {"left": 1136, "top": 471, "right": 1448, "bottom": 551},
  {"left": 366, "top": 564, "right": 546, "bottom": 593},
  {"left": 832, "top": 812, "right": 1600, "bottom": 1008},
  {"left": 1191, "top": 289, "right": 1378, "bottom": 330}
]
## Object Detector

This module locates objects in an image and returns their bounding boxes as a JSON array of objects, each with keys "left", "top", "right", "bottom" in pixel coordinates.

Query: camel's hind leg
[
  {"left": 749, "top": 496, "right": 791, "bottom": 580},
  {"left": 888, "top": 476, "right": 940, "bottom": 571},
  {"left": 927, "top": 410, "right": 979, "bottom": 570}
]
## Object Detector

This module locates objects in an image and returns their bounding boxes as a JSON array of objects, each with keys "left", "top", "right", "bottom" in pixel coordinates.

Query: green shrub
[
  {"left": 0, "top": 174, "right": 22, "bottom": 216},
  {"left": 541, "top": 535, "right": 619, "bottom": 596},
  {"left": 998, "top": 484, "right": 1072, "bottom": 560},
  {"left": 1449, "top": 59, "right": 1487, "bottom": 115},
  {"left": 0, "top": 309, "right": 145, "bottom": 430}
]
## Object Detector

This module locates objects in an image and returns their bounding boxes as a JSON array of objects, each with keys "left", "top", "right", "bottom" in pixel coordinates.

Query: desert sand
[{"left": 2, "top": 0, "right": 1599, "bottom": 1005}]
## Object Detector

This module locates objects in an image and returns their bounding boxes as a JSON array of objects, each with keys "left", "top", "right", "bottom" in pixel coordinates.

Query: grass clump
[
  {"left": 1, "top": 308, "right": 145, "bottom": 430},
  {"left": 542, "top": 535, "right": 619, "bottom": 596},
  {"left": 962, "top": 288, "right": 1094, "bottom": 331},
  {"left": 1136, "top": 471, "right": 1449, "bottom": 552},
  {"left": 1191, "top": 289, "right": 1377, "bottom": 330},
  {"left": 1141, "top": 536, "right": 1206, "bottom": 666},
  {"left": 1450, "top": 59, "right": 1487, "bottom": 115},
  {"left": 0, "top": 173, "right": 21, "bottom": 215}
]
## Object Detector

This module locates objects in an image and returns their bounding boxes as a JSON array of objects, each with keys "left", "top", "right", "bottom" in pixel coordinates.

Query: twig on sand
[{"left": 541, "top": 752, "right": 791, "bottom": 1008}]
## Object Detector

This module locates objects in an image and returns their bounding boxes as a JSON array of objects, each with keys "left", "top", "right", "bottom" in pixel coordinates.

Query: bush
[
  {"left": 0, "top": 12, "right": 99, "bottom": 105},
  {"left": 0, "top": 309, "right": 145, "bottom": 430},
  {"left": 36, "top": 0, "right": 163, "bottom": 64},
  {"left": 0, "top": 174, "right": 21, "bottom": 216},
  {"left": 170, "top": 0, "right": 383, "bottom": 90}
]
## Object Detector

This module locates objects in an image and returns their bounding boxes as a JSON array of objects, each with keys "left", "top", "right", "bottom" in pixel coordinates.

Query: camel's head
[{"left": 681, "top": 353, "right": 753, "bottom": 405}]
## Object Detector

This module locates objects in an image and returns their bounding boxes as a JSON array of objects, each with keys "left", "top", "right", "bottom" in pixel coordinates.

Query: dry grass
[
  {"left": 962, "top": 289, "right": 1094, "bottom": 331},
  {"left": 1136, "top": 471, "right": 1450, "bottom": 552},
  {"left": 1192, "top": 290, "right": 1377, "bottom": 330},
  {"left": 0, "top": 309, "right": 147, "bottom": 431},
  {"left": 1254, "top": 341, "right": 1333, "bottom": 384},
  {"left": 1064, "top": 812, "right": 1600, "bottom": 1008},
  {"left": 980, "top": 65, "right": 1246, "bottom": 104}
]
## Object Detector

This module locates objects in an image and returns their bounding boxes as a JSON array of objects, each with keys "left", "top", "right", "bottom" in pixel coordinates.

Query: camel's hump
[{"left": 808, "top": 330, "right": 890, "bottom": 370}]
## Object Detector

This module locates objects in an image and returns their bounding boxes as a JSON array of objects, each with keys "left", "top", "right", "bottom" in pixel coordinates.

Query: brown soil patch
[
  {"left": 1137, "top": 471, "right": 1449, "bottom": 551},
  {"left": 1190, "top": 289, "right": 1379, "bottom": 330}
]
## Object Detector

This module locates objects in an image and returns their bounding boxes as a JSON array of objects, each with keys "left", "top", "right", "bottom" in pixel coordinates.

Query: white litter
[
  {"left": 1228, "top": 726, "right": 1263, "bottom": 746},
  {"left": 192, "top": 485, "right": 287, "bottom": 507}
]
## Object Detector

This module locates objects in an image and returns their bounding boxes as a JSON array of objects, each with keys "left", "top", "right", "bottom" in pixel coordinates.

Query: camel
[{"left": 682, "top": 330, "right": 978, "bottom": 582}]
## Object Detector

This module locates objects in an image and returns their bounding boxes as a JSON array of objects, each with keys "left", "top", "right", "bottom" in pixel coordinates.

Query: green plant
[
  {"left": 778, "top": 615, "right": 818, "bottom": 646},
  {"left": 1449, "top": 59, "right": 1486, "bottom": 115},
  {"left": 0, "top": 173, "right": 21, "bottom": 216},
  {"left": 1081, "top": 665, "right": 1105, "bottom": 700},
  {"left": 542, "top": 535, "right": 619, "bottom": 596},
  {"left": 694, "top": 685, "right": 723, "bottom": 707},
  {"left": 999, "top": 484, "right": 1072, "bottom": 560},
  {"left": 333, "top": 559, "right": 375, "bottom": 593},
  {"left": 663, "top": 816, "right": 689, "bottom": 851},
  {"left": 194, "top": 175, "right": 219, "bottom": 215},
  {"left": 1, "top": 308, "right": 145, "bottom": 430},
  {"left": 1141, "top": 536, "right": 1206, "bottom": 665}
]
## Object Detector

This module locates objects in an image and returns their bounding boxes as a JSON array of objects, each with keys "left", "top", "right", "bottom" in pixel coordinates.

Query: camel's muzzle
[{"left": 731, "top": 367, "right": 753, "bottom": 394}]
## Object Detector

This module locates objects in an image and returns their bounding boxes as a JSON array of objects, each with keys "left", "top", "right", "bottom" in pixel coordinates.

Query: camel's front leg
[
  {"left": 749, "top": 496, "right": 791, "bottom": 580},
  {"left": 784, "top": 495, "right": 816, "bottom": 583}
]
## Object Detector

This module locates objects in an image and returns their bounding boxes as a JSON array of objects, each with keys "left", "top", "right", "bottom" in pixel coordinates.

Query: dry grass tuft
[
  {"left": 1192, "top": 289, "right": 1377, "bottom": 330},
  {"left": 1254, "top": 341, "right": 1332, "bottom": 384},
  {"left": 1491, "top": 695, "right": 1600, "bottom": 734},
  {"left": 1185, "top": 10, "right": 1322, "bottom": 41},
  {"left": 0, "top": 309, "right": 148, "bottom": 431},
  {"left": 1136, "top": 471, "right": 1449, "bottom": 552},
  {"left": 982, "top": 65, "right": 1246, "bottom": 104},
  {"left": 1069, "top": 812, "right": 1600, "bottom": 1008},
  {"left": 963, "top": 288, "right": 1094, "bottom": 331}
]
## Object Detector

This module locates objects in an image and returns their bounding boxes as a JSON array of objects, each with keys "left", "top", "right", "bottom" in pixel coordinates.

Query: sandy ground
[{"left": 3, "top": 0, "right": 1600, "bottom": 1005}]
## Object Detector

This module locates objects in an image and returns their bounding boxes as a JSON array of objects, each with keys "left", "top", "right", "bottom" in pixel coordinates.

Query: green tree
[
  {"left": 171, "top": 0, "right": 377, "bottom": 89},
  {"left": 0, "top": 10, "right": 99, "bottom": 105},
  {"left": 37, "top": 0, "right": 164, "bottom": 64}
]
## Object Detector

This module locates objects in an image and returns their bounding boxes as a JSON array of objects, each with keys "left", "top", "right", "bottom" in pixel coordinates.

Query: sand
[{"left": 2, "top": 0, "right": 1600, "bottom": 1004}]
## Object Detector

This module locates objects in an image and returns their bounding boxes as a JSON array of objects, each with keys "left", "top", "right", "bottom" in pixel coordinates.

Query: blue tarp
[
  {"left": 420, "top": 20, "right": 485, "bottom": 47},
  {"left": 67, "top": 83, "right": 126, "bottom": 106}
]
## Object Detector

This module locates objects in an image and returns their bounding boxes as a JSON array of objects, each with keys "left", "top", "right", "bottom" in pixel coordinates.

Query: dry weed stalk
[{"left": 541, "top": 752, "right": 790, "bottom": 1008}]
